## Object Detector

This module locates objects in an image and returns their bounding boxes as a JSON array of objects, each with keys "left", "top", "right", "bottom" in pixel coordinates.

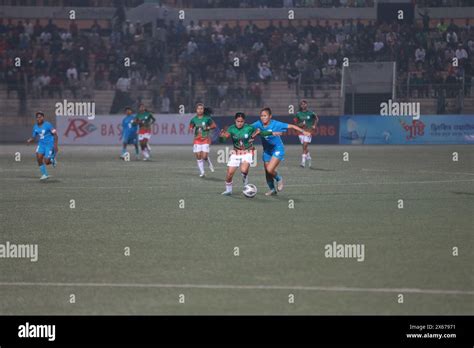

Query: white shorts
[
  {"left": 193, "top": 144, "right": 210, "bottom": 153},
  {"left": 227, "top": 152, "right": 254, "bottom": 167},
  {"left": 299, "top": 134, "right": 312, "bottom": 144},
  {"left": 138, "top": 132, "right": 151, "bottom": 141}
]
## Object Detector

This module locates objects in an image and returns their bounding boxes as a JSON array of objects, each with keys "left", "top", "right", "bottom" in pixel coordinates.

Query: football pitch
[{"left": 0, "top": 144, "right": 473, "bottom": 315}]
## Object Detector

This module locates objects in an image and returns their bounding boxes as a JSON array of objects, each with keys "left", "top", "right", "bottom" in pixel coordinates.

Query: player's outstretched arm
[
  {"left": 259, "top": 130, "right": 283, "bottom": 136},
  {"left": 207, "top": 121, "right": 217, "bottom": 130},
  {"left": 27, "top": 128, "right": 37, "bottom": 144},
  {"left": 219, "top": 129, "right": 230, "bottom": 143},
  {"left": 288, "top": 124, "right": 311, "bottom": 137},
  {"left": 149, "top": 114, "right": 156, "bottom": 124},
  {"left": 251, "top": 128, "right": 260, "bottom": 138},
  {"left": 312, "top": 114, "right": 319, "bottom": 132}
]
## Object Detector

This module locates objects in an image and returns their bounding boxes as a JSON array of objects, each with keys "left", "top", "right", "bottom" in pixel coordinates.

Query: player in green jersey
[
  {"left": 203, "top": 106, "right": 216, "bottom": 172},
  {"left": 219, "top": 112, "right": 259, "bottom": 196},
  {"left": 189, "top": 103, "right": 217, "bottom": 177},
  {"left": 293, "top": 99, "right": 319, "bottom": 168},
  {"left": 135, "top": 103, "right": 156, "bottom": 161}
]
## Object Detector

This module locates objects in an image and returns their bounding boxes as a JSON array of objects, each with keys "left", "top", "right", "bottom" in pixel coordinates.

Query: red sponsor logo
[
  {"left": 64, "top": 119, "right": 97, "bottom": 140},
  {"left": 287, "top": 125, "right": 336, "bottom": 137},
  {"left": 400, "top": 119, "right": 425, "bottom": 140}
]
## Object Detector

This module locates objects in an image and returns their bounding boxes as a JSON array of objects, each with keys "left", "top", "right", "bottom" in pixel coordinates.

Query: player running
[
  {"left": 189, "top": 103, "right": 216, "bottom": 177},
  {"left": 294, "top": 99, "right": 319, "bottom": 168},
  {"left": 203, "top": 106, "right": 215, "bottom": 172},
  {"left": 135, "top": 103, "right": 155, "bottom": 161},
  {"left": 120, "top": 106, "right": 139, "bottom": 160},
  {"left": 252, "top": 107, "right": 311, "bottom": 196},
  {"left": 219, "top": 112, "right": 258, "bottom": 196},
  {"left": 26, "top": 111, "right": 58, "bottom": 180}
]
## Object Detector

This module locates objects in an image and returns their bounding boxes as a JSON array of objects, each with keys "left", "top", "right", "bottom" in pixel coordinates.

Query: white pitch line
[
  {"left": 362, "top": 168, "right": 474, "bottom": 176},
  {"left": 418, "top": 170, "right": 474, "bottom": 176},
  {"left": 0, "top": 282, "right": 472, "bottom": 296},
  {"left": 284, "top": 179, "right": 474, "bottom": 187},
  {"left": 2, "top": 179, "right": 473, "bottom": 190}
]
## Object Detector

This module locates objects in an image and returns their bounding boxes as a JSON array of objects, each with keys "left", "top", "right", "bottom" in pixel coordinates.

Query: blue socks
[
  {"left": 267, "top": 179, "right": 275, "bottom": 190},
  {"left": 267, "top": 172, "right": 281, "bottom": 190},
  {"left": 40, "top": 164, "right": 48, "bottom": 176}
]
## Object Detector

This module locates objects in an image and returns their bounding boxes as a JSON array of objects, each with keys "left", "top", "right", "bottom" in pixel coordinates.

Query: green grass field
[{"left": 0, "top": 144, "right": 473, "bottom": 315}]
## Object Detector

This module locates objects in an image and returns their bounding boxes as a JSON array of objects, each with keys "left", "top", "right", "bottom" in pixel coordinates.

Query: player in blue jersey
[
  {"left": 252, "top": 107, "right": 311, "bottom": 196},
  {"left": 120, "top": 106, "right": 139, "bottom": 160},
  {"left": 26, "top": 111, "right": 58, "bottom": 180}
]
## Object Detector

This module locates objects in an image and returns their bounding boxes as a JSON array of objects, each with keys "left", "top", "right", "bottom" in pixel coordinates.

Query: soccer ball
[
  {"left": 243, "top": 184, "right": 257, "bottom": 198},
  {"left": 120, "top": 152, "right": 130, "bottom": 161}
]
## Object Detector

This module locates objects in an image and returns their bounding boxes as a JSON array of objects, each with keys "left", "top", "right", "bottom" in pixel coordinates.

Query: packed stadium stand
[{"left": 0, "top": 0, "right": 473, "bottom": 131}]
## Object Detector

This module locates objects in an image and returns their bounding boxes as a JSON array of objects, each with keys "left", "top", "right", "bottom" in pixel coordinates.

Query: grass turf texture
[{"left": 0, "top": 144, "right": 473, "bottom": 315}]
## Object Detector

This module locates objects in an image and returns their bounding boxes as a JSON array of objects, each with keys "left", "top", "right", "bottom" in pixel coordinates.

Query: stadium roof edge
[
  {"left": 127, "top": 4, "right": 376, "bottom": 23},
  {"left": 126, "top": 4, "right": 474, "bottom": 24},
  {"left": 1, "top": 4, "right": 473, "bottom": 21},
  {"left": 0, "top": 6, "right": 115, "bottom": 19}
]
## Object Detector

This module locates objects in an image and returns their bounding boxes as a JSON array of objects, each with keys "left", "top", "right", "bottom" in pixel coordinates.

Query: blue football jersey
[
  {"left": 122, "top": 114, "right": 138, "bottom": 136},
  {"left": 251, "top": 119, "right": 289, "bottom": 151},
  {"left": 32, "top": 121, "right": 56, "bottom": 145}
]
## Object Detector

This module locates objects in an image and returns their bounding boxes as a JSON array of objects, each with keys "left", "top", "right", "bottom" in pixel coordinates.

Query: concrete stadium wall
[{"left": 0, "top": 126, "right": 32, "bottom": 143}]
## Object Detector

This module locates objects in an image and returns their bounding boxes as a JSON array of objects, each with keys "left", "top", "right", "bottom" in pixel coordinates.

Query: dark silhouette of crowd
[
  {"left": 0, "top": 15, "right": 165, "bottom": 113},
  {"left": 0, "top": 5, "right": 473, "bottom": 114},
  {"left": 166, "top": 16, "right": 473, "bottom": 109}
]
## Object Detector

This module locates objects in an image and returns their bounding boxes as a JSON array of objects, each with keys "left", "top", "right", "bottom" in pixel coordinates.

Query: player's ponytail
[{"left": 204, "top": 107, "right": 213, "bottom": 116}]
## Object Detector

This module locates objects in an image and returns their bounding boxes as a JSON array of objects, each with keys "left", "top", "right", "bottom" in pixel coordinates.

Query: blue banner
[
  {"left": 339, "top": 115, "right": 474, "bottom": 145},
  {"left": 213, "top": 115, "right": 340, "bottom": 145}
]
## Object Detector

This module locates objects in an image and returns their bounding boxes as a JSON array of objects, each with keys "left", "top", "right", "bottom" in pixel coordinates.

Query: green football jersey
[
  {"left": 136, "top": 111, "right": 155, "bottom": 129},
  {"left": 227, "top": 124, "right": 255, "bottom": 150},
  {"left": 190, "top": 115, "right": 214, "bottom": 141},
  {"left": 295, "top": 110, "right": 317, "bottom": 128}
]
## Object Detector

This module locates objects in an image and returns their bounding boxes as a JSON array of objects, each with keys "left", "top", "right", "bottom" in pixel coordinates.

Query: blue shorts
[
  {"left": 123, "top": 133, "right": 138, "bottom": 145},
  {"left": 36, "top": 143, "right": 55, "bottom": 159},
  {"left": 262, "top": 146, "right": 285, "bottom": 162}
]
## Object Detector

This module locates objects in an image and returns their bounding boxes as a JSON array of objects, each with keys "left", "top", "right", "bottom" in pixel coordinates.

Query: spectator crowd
[
  {"left": 0, "top": 2, "right": 473, "bottom": 114},
  {"left": 166, "top": 15, "right": 473, "bottom": 109}
]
